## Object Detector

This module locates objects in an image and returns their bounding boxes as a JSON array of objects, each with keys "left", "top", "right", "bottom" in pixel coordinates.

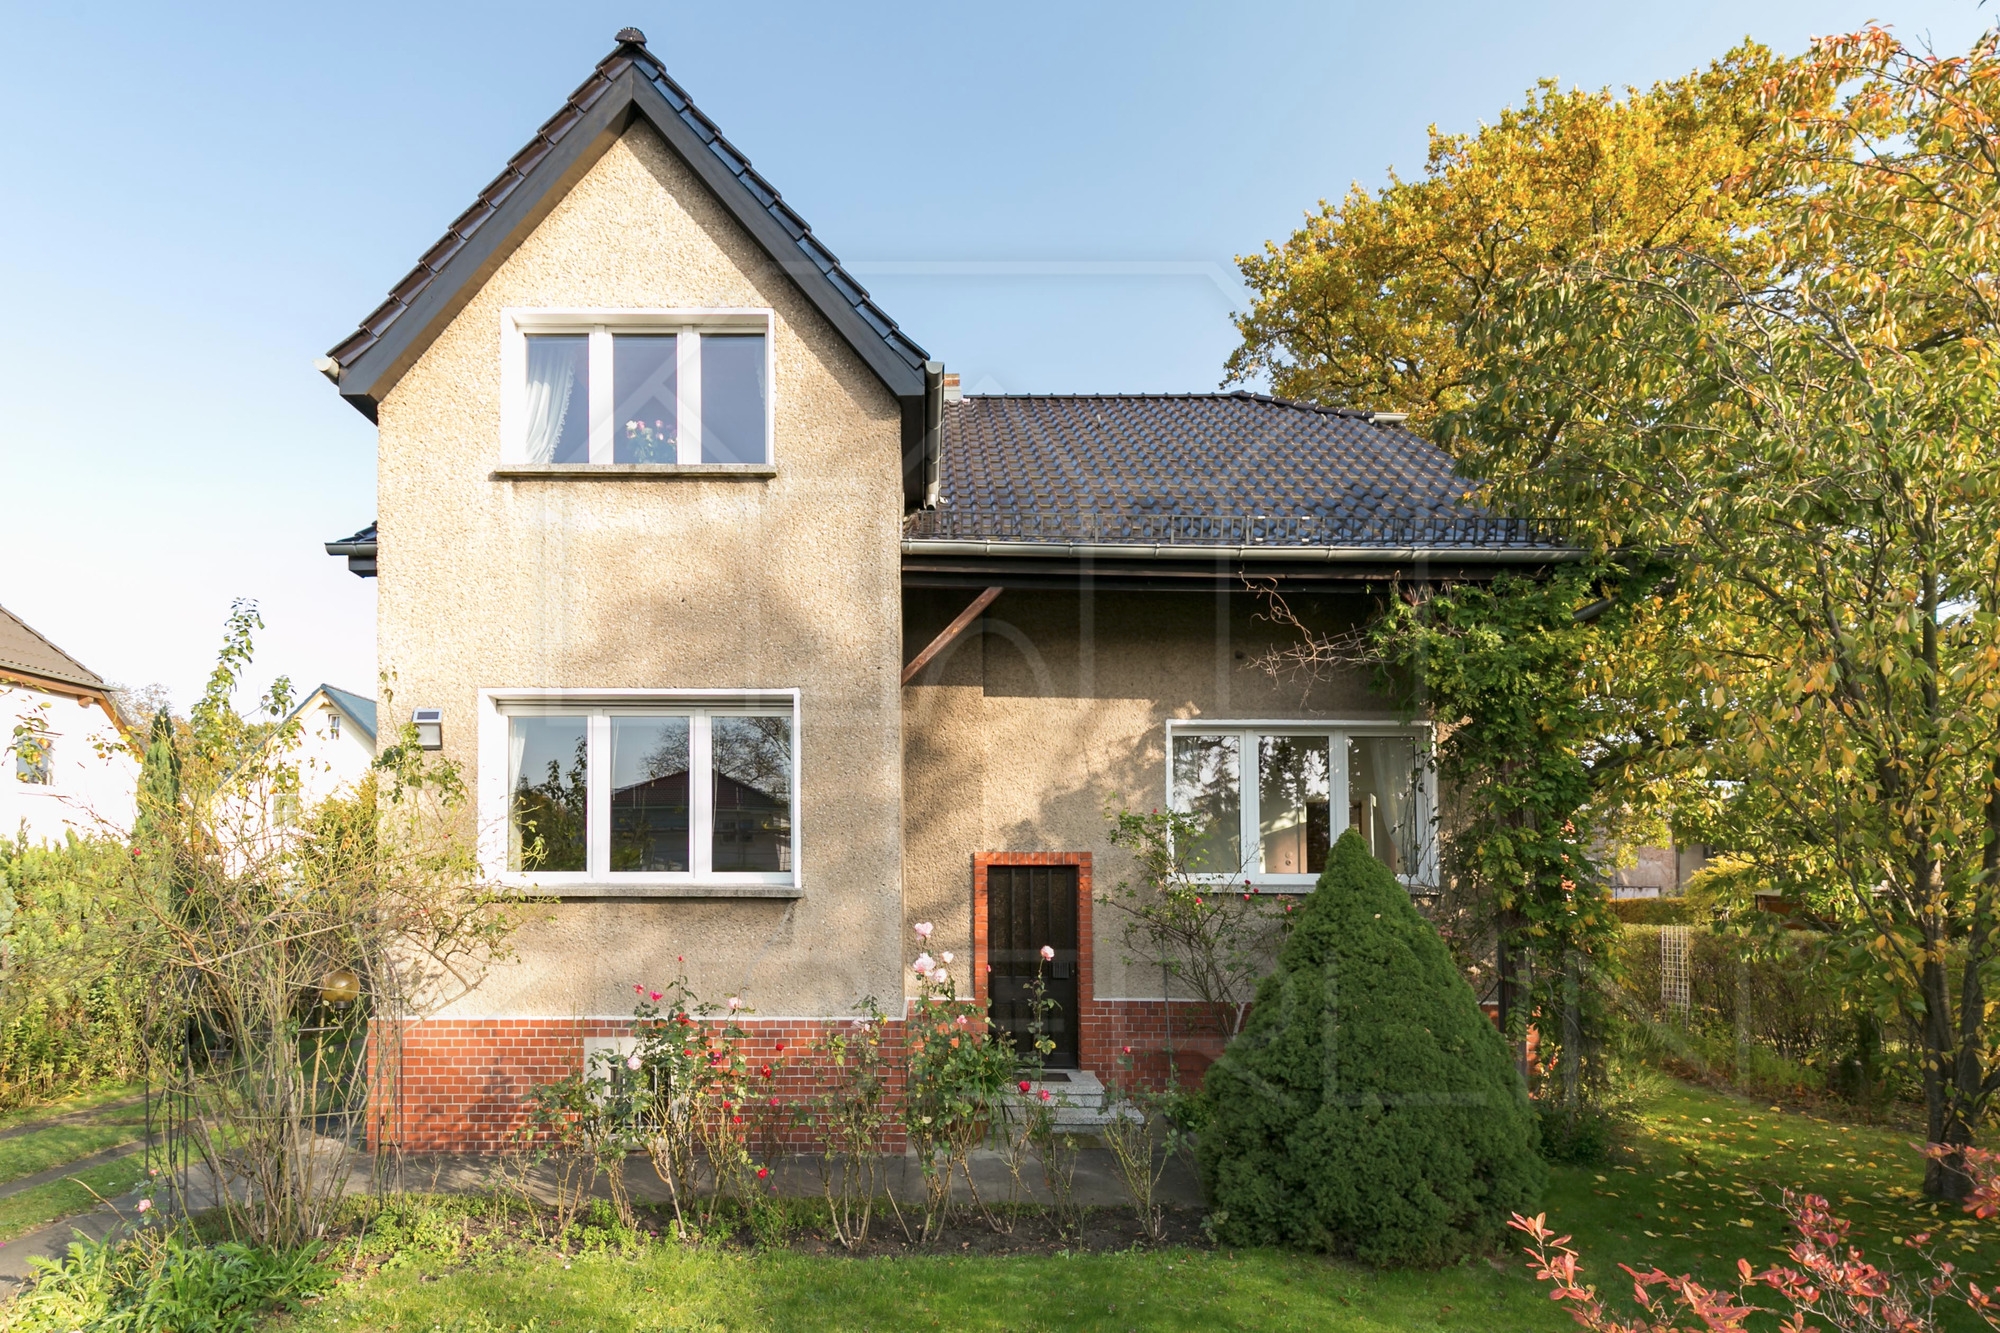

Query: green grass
[
  {"left": 0, "top": 1153, "right": 150, "bottom": 1242},
  {"left": 0, "top": 1120, "right": 145, "bottom": 1188},
  {"left": 245, "top": 1074, "right": 2000, "bottom": 1330},
  {"left": 285, "top": 1245, "right": 1551, "bottom": 1332},
  {"left": 0, "top": 1083, "right": 141, "bottom": 1135}
]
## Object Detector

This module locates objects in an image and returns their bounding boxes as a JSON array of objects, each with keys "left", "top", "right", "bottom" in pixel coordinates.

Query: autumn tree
[
  {"left": 1225, "top": 44, "right": 1787, "bottom": 426},
  {"left": 1450, "top": 28, "right": 2000, "bottom": 1198}
]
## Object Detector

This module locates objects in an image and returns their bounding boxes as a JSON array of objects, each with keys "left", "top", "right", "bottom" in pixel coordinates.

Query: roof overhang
[{"left": 901, "top": 538, "right": 1583, "bottom": 590}]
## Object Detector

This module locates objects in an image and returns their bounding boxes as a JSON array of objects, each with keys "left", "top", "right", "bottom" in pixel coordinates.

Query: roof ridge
[{"left": 955, "top": 391, "right": 1384, "bottom": 420}]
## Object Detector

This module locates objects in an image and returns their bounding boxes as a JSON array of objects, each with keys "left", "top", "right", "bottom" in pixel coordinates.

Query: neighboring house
[
  {"left": 278, "top": 684, "right": 379, "bottom": 814},
  {"left": 317, "top": 30, "right": 1569, "bottom": 1149},
  {"left": 0, "top": 604, "right": 136, "bottom": 845}
]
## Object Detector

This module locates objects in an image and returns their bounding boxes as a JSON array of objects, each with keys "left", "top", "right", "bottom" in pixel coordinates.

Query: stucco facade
[
  {"left": 375, "top": 121, "right": 907, "bottom": 1021},
  {"left": 902, "top": 586, "right": 1395, "bottom": 1002}
]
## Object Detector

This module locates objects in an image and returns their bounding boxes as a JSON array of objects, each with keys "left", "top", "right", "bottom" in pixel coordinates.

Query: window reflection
[
  {"left": 510, "top": 715, "right": 587, "bottom": 871},
  {"left": 711, "top": 716, "right": 792, "bottom": 872},
  {"left": 1259, "top": 735, "right": 1330, "bottom": 876},
  {"left": 699, "top": 334, "right": 767, "bottom": 464},
  {"left": 1172, "top": 733, "right": 1242, "bottom": 875},
  {"left": 613, "top": 334, "right": 677, "bottom": 463},
  {"left": 611, "top": 716, "right": 690, "bottom": 871},
  {"left": 1349, "top": 735, "right": 1421, "bottom": 877}
]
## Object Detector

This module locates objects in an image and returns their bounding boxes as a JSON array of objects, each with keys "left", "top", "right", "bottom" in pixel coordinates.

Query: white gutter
[{"left": 901, "top": 538, "right": 1581, "bottom": 564}]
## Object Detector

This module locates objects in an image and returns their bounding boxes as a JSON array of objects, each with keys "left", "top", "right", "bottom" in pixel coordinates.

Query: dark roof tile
[{"left": 904, "top": 394, "right": 1558, "bottom": 550}]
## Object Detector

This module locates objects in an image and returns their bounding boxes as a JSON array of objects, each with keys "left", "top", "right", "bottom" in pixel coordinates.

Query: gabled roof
[
  {"left": 294, "top": 684, "right": 377, "bottom": 746},
  {"left": 322, "top": 28, "right": 942, "bottom": 500},
  {"left": 0, "top": 603, "right": 107, "bottom": 693},
  {"left": 902, "top": 393, "right": 1562, "bottom": 551}
]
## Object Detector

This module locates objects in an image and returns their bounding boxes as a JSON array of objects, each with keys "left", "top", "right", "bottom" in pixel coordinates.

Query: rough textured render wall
[
  {"left": 375, "top": 121, "right": 905, "bottom": 1022},
  {"left": 901, "top": 587, "right": 1393, "bottom": 1001}
]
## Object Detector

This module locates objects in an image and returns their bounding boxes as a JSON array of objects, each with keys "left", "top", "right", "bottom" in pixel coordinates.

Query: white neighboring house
[
  {"left": 279, "top": 684, "right": 378, "bottom": 815},
  {"left": 0, "top": 604, "right": 137, "bottom": 845}
]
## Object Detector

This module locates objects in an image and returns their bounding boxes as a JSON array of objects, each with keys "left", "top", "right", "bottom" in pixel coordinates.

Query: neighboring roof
[
  {"left": 296, "top": 684, "right": 378, "bottom": 745},
  {"left": 323, "top": 28, "right": 936, "bottom": 438},
  {"left": 325, "top": 523, "right": 377, "bottom": 578},
  {"left": 902, "top": 393, "right": 1561, "bottom": 552},
  {"left": 0, "top": 603, "right": 107, "bottom": 693}
]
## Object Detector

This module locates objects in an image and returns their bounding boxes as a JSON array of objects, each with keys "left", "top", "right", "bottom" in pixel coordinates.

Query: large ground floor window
[
  {"left": 1166, "top": 721, "right": 1434, "bottom": 890},
  {"left": 482, "top": 692, "right": 797, "bottom": 889}
]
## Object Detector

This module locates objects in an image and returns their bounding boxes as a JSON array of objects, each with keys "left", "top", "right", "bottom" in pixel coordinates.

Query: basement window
[
  {"left": 485, "top": 693, "right": 797, "bottom": 889},
  {"left": 504, "top": 310, "right": 771, "bottom": 468},
  {"left": 1165, "top": 722, "right": 1435, "bottom": 890}
]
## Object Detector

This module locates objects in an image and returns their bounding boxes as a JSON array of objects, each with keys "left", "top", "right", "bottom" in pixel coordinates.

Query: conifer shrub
[{"left": 1198, "top": 830, "right": 1543, "bottom": 1265}]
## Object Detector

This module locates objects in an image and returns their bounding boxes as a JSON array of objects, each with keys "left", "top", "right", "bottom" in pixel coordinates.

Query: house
[
  {"left": 279, "top": 683, "right": 379, "bottom": 813},
  {"left": 317, "top": 30, "right": 1568, "bottom": 1149},
  {"left": 0, "top": 604, "right": 137, "bottom": 845}
]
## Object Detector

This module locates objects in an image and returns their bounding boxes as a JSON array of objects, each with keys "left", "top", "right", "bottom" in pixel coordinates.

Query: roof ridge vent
[{"left": 615, "top": 27, "right": 648, "bottom": 45}]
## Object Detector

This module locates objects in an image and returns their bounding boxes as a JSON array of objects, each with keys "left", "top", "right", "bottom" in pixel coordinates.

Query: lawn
[
  {"left": 0, "top": 1085, "right": 149, "bottom": 1243},
  {"left": 265, "top": 1071, "right": 2000, "bottom": 1333}
]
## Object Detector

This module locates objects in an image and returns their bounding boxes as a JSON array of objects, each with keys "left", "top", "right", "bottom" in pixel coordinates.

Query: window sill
[
  {"left": 501, "top": 882, "right": 802, "bottom": 900},
  {"left": 491, "top": 464, "right": 776, "bottom": 480}
]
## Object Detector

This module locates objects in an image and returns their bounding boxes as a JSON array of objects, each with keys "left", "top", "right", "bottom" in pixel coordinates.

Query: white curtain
[
  {"left": 1368, "top": 737, "right": 1416, "bottom": 876},
  {"left": 524, "top": 338, "right": 580, "bottom": 463}
]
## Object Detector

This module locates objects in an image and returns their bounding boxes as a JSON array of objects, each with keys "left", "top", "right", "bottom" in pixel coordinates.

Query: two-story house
[{"left": 319, "top": 30, "right": 1565, "bottom": 1149}]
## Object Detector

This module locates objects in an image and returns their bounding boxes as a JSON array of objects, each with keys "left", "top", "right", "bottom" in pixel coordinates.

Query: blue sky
[{"left": 0, "top": 1, "right": 1987, "bottom": 714}]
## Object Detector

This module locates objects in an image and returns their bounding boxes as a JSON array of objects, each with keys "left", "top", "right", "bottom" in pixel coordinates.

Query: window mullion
[
  {"left": 676, "top": 329, "right": 701, "bottom": 465},
  {"left": 1241, "top": 730, "right": 1259, "bottom": 882},
  {"left": 588, "top": 713, "right": 611, "bottom": 877},
  {"left": 691, "top": 711, "right": 714, "bottom": 876},
  {"left": 588, "top": 327, "right": 613, "bottom": 464}
]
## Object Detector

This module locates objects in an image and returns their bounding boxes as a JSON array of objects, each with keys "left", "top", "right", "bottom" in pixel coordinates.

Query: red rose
[{"left": 1018, "top": 1080, "right": 1030, "bottom": 1093}]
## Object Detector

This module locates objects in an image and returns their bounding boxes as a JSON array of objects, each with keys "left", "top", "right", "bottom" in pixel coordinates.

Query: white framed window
[
  {"left": 13, "top": 737, "right": 52, "bottom": 786},
  {"left": 1165, "top": 720, "right": 1436, "bottom": 890},
  {"left": 500, "top": 308, "right": 774, "bottom": 466},
  {"left": 325, "top": 710, "right": 341, "bottom": 740},
  {"left": 478, "top": 690, "right": 798, "bottom": 889}
]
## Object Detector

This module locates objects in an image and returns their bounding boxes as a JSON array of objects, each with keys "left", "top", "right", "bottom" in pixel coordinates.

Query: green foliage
[
  {"left": 1101, "top": 807, "right": 1285, "bottom": 1040},
  {"left": 901, "top": 942, "right": 1013, "bottom": 1242},
  {"left": 1372, "top": 568, "right": 1630, "bottom": 1110},
  {"left": 1225, "top": 44, "right": 1788, "bottom": 426},
  {"left": 1, "top": 1229, "right": 333, "bottom": 1333},
  {"left": 1447, "top": 28, "right": 2000, "bottom": 1194},
  {"left": 0, "top": 835, "right": 151, "bottom": 1106},
  {"left": 1199, "top": 832, "right": 1543, "bottom": 1265},
  {"left": 792, "top": 999, "right": 893, "bottom": 1249}
]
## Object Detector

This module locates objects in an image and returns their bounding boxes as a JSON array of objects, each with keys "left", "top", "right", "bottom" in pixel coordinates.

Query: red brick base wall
[
  {"left": 372, "top": 1016, "right": 910, "bottom": 1154},
  {"left": 375, "top": 998, "right": 1233, "bottom": 1153}
]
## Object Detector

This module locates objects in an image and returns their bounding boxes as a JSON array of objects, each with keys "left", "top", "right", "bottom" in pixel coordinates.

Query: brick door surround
[{"left": 971, "top": 852, "right": 1094, "bottom": 1070}]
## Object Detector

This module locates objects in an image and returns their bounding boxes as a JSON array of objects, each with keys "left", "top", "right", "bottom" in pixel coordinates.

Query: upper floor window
[
  {"left": 502, "top": 310, "right": 772, "bottom": 467},
  {"left": 326, "top": 710, "right": 342, "bottom": 740},
  {"left": 1166, "top": 722, "right": 1435, "bottom": 890}
]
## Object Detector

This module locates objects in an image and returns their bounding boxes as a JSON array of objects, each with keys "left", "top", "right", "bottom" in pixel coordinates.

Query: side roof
[
  {"left": 904, "top": 393, "right": 1563, "bottom": 551},
  {"left": 322, "top": 29, "right": 943, "bottom": 504},
  {"left": 0, "top": 603, "right": 108, "bottom": 693},
  {"left": 295, "top": 684, "right": 378, "bottom": 746}
]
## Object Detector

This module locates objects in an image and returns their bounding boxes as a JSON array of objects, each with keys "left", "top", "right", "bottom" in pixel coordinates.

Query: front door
[{"left": 986, "top": 863, "right": 1080, "bottom": 1069}]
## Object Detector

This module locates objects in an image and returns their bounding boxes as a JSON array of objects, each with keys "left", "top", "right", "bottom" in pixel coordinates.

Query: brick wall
[{"left": 372, "top": 1016, "right": 910, "bottom": 1153}]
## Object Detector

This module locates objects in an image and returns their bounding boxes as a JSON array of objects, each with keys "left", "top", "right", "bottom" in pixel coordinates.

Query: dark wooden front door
[{"left": 986, "top": 864, "right": 1079, "bottom": 1069}]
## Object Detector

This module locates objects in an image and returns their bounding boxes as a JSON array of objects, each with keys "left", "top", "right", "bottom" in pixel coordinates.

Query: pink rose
[
  {"left": 1040, "top": 945, "right": 1055, "bottom": 962},
  {"left": 626, "top": 1054, "right": 642, "bottom": 1071},
  {"left": 940, "top": 951, "right": 954, "bottom": 965},
  {"left": 914, "top": 922, "right": 934, "bottom": 940},
  {"left": 136, "top": 1198, "right": 152, "bottom": 1213},
  {"left": 1038, "top": 1090, "right": 1051, "bottom": 1102},
  {"left": 727, "top": 996, "right": 743, "bottom": 1011}
]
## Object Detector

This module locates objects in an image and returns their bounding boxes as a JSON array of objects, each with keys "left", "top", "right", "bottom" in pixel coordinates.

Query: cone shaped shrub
[{"left": 1198, "top": 830, "right": 1543, "bottom": 1264}]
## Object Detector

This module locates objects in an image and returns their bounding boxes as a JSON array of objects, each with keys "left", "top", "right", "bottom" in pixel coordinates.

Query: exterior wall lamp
[{"left": 412, "top": 708, "right": 444, "bottom": 750}]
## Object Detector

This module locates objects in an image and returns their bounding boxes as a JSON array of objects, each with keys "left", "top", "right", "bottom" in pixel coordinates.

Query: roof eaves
[{"left": 326, "top": 35, "right": 928, "bottom": 420}]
